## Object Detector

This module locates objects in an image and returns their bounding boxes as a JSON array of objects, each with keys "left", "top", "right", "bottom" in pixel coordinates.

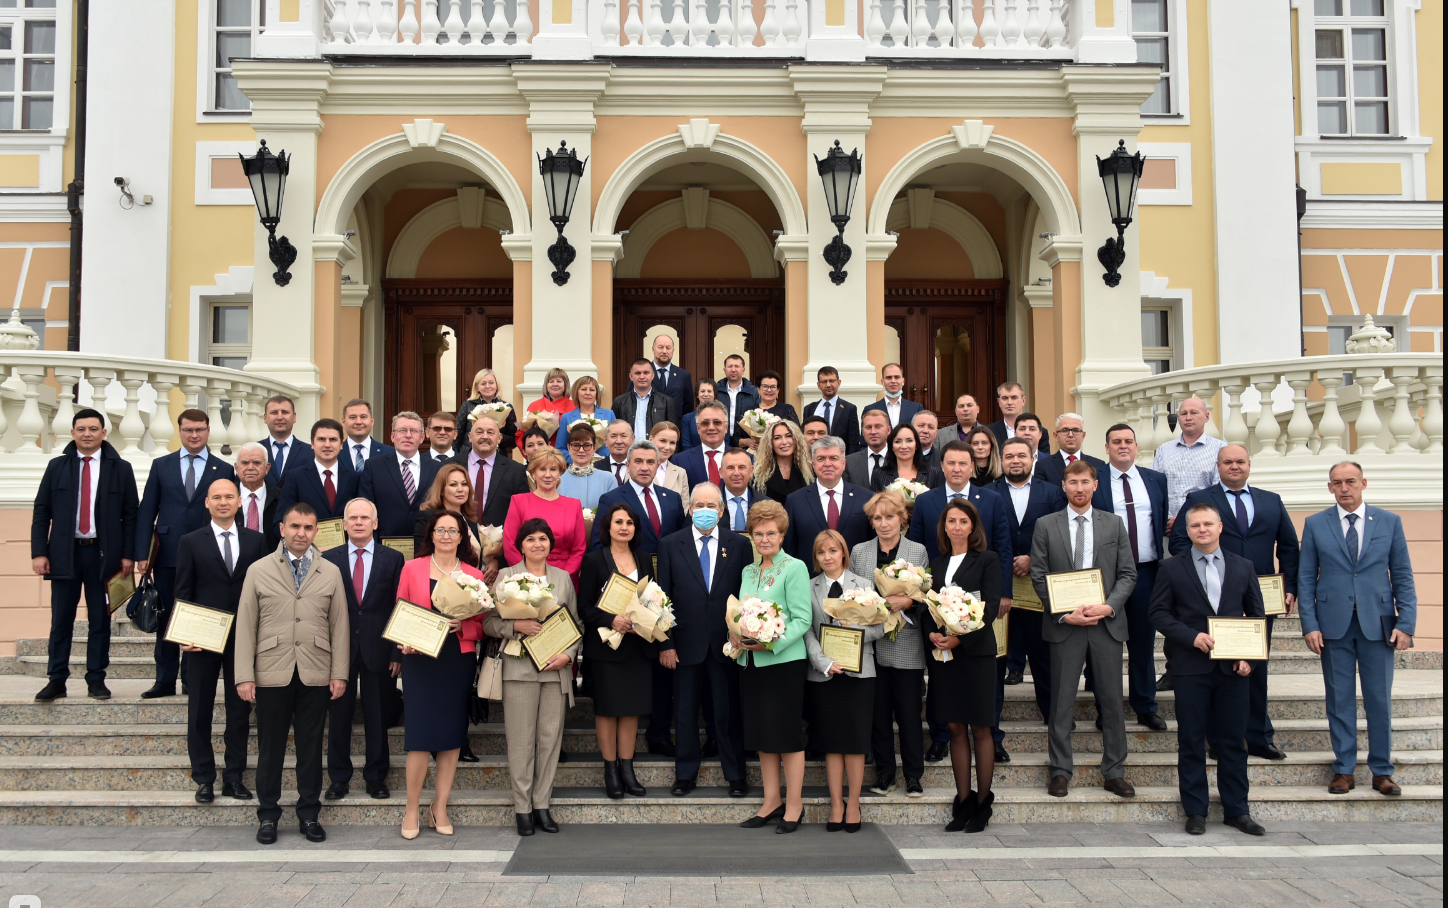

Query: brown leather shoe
[
  {"left": 1103, "top": 777, "right": 1136, "bottom": 798},
  {"left": 1372, "top": 775, "right": 1401, "bottom": 796},
  {"left": 1327, "top": 773, "right": 1356, "bottom": 794},
  {"left": 1047, "top": 775, "right": 1069, "bottom": 797}
]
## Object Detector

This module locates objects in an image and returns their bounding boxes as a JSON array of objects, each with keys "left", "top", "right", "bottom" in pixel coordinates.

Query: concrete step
[
  {"left": 0, "top": 783, "right": 1438, "bottom": 826},
  {"left": 14, "top": 656, "right": 160, "bottom": 679}
]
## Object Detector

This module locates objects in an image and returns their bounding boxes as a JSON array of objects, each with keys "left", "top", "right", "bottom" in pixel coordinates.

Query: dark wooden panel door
[
  {"left": 886, "top": 280, "right": 1008, "bottom": 422},
  {"left": 382, "top": 279, "right": 513, "bottom": 432}
]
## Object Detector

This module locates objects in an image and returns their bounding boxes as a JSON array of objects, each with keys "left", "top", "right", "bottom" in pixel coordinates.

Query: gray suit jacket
[
  {"left": 805, "top": 570, "right": 885, "bottom": 681},
  {"left": 844, "top": 448, "right": 889, "bottom": 489},
  {"left": 484, "top": 563, "right": 582, "bottom": 705},
  {"left": 849, "top": 537, "right": 930, "bottom": 670},
  {"left": 1028, "top": 508, "right": 1136, "bottom": 645},
  {"left": 933, "top": 423, "right": 974, "bottom": 450}
]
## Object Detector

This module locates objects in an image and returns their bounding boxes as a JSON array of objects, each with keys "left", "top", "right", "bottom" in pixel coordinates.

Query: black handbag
[{"left": 126, "top": 571, "right": 163, "bottom": 634}]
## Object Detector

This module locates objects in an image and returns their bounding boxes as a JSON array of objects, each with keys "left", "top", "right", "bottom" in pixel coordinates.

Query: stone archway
[
  {"left": 884, "top": 194, "right": 1004, "bottom": 279},
  {"left": 616, "top": 195, "right": 778, "bottom": 279},
  {"left": 385, "top": 192, "right": 515, "bottom": 279}
]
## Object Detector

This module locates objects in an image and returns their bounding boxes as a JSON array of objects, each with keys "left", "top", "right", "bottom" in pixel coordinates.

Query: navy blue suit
[
  {"left": 1091, "top": 463, "right": 1170, "bottom": 718},
  {"left": 672, "top": 444, "right": 727, "bottom": 493},
  {"left": 276, "top": 459, "right": 359, "bottom": 525},
  {"left": 718, "top": 486, "right": 765, "bottom": 534},
  {"left": 862, "top": 397, "right": 924, "bottom": 430},
  {"left": 589, "top": 483, "right": 685, "bottom": 553},
  {"left": 803, "top": 397, "right": 863, "bottom": 454},
  {"left": 652, "top": 364, "right": 694, "bottom": 419},
  {"left": 344, "top": 438, "right": 394, "bottom": 473},
  {"left": 715, "top": 378, "right": 761, "bottom": 446},
  {"left": 783, "top": 482, "right": 873, "bottom": 570},
  {"left": 908, "top": 484, "right": 1013, "bottom": 594},
  {"left": 678, "top": 412, "right": 701, "bottom": 452},
  {"left": 257, "top": 436, "right": 312, "bottom": 487},
  {"left": 358, "top": 453, "right": 441, "bottom": 539},
  {"left": 1035, "top": 451, "right": 1108, "bottom": 488}
]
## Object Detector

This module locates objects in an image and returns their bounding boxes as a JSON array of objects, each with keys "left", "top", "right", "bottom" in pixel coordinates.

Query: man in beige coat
[{"left": 235, "top": 501, "right": 350, "bottom": 845}]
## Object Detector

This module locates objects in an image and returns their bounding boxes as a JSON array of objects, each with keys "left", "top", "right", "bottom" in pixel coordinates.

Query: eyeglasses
[
  {"left": 179, "top": 427, "right": 208, "bottom": 435},
  {"left": 752, "top": 531, "right": 782, "bottom": 540},
  {"left": 569, "top": 443, "right": 594, "bottom": 451},
  {"left": 433, "top": 528, "right": 461, "bottom": 537},
  {"left": 1057, "top": 428, "right": 1085, "bottom": 436}
]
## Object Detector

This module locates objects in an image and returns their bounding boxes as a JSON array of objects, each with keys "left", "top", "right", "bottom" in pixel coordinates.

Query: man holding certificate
[
  {"left": 1149, "top": 503, "right": 1266, "bottom": 836},
  {"left": 1028, "top": 460, "right": 1137, "bottom": 800}
]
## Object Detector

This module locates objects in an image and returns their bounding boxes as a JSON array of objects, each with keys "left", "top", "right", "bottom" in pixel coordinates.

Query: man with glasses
[
  {"left": 1037, "top": 413, "right": 1106, "bottom": 488},
  {"left": 673, "top": 400, "right": 733, "bottom": 492},
  {"left": 358, "top": 411, "right": 440, "bottom": 539},
  {"left": 425, "top": 411, "right": 459, "bottom": 462},
  {"left": 135, "top": 409, "right": 236, "bottom": 699}
]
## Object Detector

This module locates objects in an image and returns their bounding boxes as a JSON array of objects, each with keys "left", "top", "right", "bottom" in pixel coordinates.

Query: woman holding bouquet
[
  {"left": 869, "top": 424, "right": 945, "bottom": 492},
  {"left": 555, "top": 375, "right": 615, "bottom": 452},
  {"left": 805, "top": 530, "right": 884, "bottom": 832},
  {"left": 648, "top": 422, "right": 690, "bottom": 497},
  {"left": 519, "top": 367, "right": 576, "bottom": 449},
  {"left": 414, "top": 464, "right": 481, "bottom": 556},
  {"left": 677, "top": 380, "right": 717, "bottom": 452},
  {"left": 850, "top": 491, "right": 931, "bottom": 798},
  {"left": 485, "top": 518, "right": 582, "bottom": 837},
  {"left": 560, "top": 423, "right": 614, "bottom": 510},
  {"left": 457, "top": 368, "right": 518, "bottom": 456},
  {"left": 578, "top": 502, "right": 655, "bottom": 799},
  {"left": 756, "top": 370, "right": 799, "bottom": 425},
  {"left": 966, "top": 426, "right": 1004, "bottom": 485},
  {"left": 734, "top": 500, "right": 813, "bottom": 833},
  {"left": 926, "top": 498, "right": 1002, "bottom": 833},
  {"left": 752, "top": 419, "right": 812, "bottom": 504},
  {"left": 394, "top": 510, "right": 488, "bottom": 839},
  {"left": 504, "top": 448, "right": 586, "bottom": 587}
]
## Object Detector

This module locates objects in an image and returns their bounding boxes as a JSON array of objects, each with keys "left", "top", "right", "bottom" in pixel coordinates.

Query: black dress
[
  {"left": 577, "top": 549, "right": 656, "bottom": 717},
  {"left": 401, "top": 579, "right": 475, "bottom": 752},
  {"left": 764, "top": 468, "right": 808, "bottom": 504},
  {"left": 765, "top": 403, "right": 800, "bottom": 425},
  {"left": 870, "top": 464, "right": 947, "bottom": 492},
  {"left": 923, "top": 551, "right": 1002, "bottom": 728}
]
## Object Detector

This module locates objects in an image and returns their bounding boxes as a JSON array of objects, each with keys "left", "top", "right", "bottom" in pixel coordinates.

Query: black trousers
[
  {"left": 255, "top": 669, "right": 330, "bottom": 825},
  {"left": 327, "top": 650, "right": 392, "bottom": 785},
  {"left": 1175, "top": 669, "right": 1251, "bottom": 819},
  {"left": 872, "top": 665, "right": 924, "bottom": 782},
  {"left": 650, "top": 659, "right": 717, "bottom": 747},
  {"left": 47, "top": 542, "right": 110, "bottom": 683},
  {"left": 995, "top": 607, "right": 1051, "bottom": 744},
  {"left": 186, "top": 646, "right": 251, "bottom": 786},
  {"left": 674, "top": 657, "right": 744, "bottom": 783},
  {"left": 152, "top": 566, "right": 181, "bottom": 685}
]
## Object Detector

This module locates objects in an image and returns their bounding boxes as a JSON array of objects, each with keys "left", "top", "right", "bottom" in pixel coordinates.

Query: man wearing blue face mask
[
  {"left": 656, "top": 483, "right": 753, "bottom": 797},
  {"left": 862, "top": 363, "right": 924, "bottom": 430}
]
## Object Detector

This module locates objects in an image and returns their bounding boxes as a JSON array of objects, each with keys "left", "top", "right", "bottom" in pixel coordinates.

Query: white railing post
[
  {"left": 1315, "top": 373, "right": 1347, "bottom": 456},
  {"left": 1422, "top": 366, "right": 1444, "bottom": 455},
  {"left": 150, "top": 374, "right": 178, "bottom": 458},
  {"left": 85, "top": 369, "right": 115, "bottom": 433},
  {"left": 1250, "top": 374, "right": 1282, "bottom": 459},
  {"left": 228, "top": 383, "right": 254, "bottom": 453},
  {"left": 116, "top": 371, "right": 149, "bottom": 457},
  {"left": 1283, "top": 371, "right": 1315, "bottom": 456},
  {"left": 1351, "top": 367, "right": 1385, "bottom": 455},
  {"left": 205, "top": 380, "right": 229, "bottom": 457},
  {"left": 1387, "top": 366, "right": 1421, "bottom": 455},
  {"left": 1220, "top": 381, "right": 1249, "bottom": 446},
  {"left": 51, "top": 366, "right": 81, "bottom": 445},
  {"left": 13, "top": 366, "right": 47, "bottom": 454},
  {"left": 956, "top": 0, "right": 976, "bottom": 47}
]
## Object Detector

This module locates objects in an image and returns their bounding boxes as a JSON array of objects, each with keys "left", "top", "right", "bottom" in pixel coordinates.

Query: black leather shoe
[
  {"left": 604, "top": 761, "right": 625, "bottom": 799},
  {"left": 994, "top": 743, "right": 1010, "bottom": 763},
  {"left": 1156, "top": 671, "right": 1174, "bottom": 691},
  {"left": 299, "top": 820, "right": 326, "bottom": 842},
  {"left": 1248, "top": 743, "right": 1287, "bottom": 760},
  {"left": 648, "top": 741, "right": 676, "bottom": 758},
  {"left": 925, "top": 741, "right": 948, "bottom": 763},
  {"left": 1185, "top": 815, "right": 1206, "bottom": 835},
  {"left": 195, "top": 783, "right": 214, "bottom": 804},
  {"left": 671, "top": 779, "right": 696, "bottom": 797},
  {"left": 366, "top": 782, "right": 389, "bottom": 800},
  {"left": 532, "top": 809, "right": 559, "bottom": 833},
  {"left": 905, "top": 777, "right": 924, "bottom": 798},
  {"left": 256, "top": 822, "right": 278, "bottom": 845},
  {"left": 87, "top": 682, "right": 111, "bottom": 700},
  {"left": 516, "top": 812, "right": 535, "bottom": 836},
  {"left": 1094, "top": 713, "right": 1104, "bottom": 731},
  {"left": 222, "top": 782, "right": 252, "bottom": 800},
  {"left": 740, "top": 805, "right": 784, "bottom": 828},
  {"left": 944, "top": 791, "right": 977, "bottom": 833},
  {"left": 728, "top": 779, "right": 749, "bottom": 798},
  {"left": 618, "top": 759, "right": 646, "bottom": 796},
  {"left": 459, "top": 746, "right": 480, "bottom": 763},
  {"left": 325, "top": 781, "right": 349, "bottom": 801},
  {"left": 1003, "top": 670, "right": 1023, "bottom": 685},
  {"left": 1224, "top": 814, "right": 1266, "bottom": 836},
  {"left": 701, "top": 739, "right": 719, "bottom": 758},
  {"left": 775, "top": 811, "right": 801, "bottom": 834},
  {"left": 1137, "top": 712, "right": 1168, "bottom": 731},
  {"left": 140, "top": 683, "right": 176, "bottom": 700},
  {"left": 181, "top": 683, "right": 189, "bottom": 696},
  {"left": 557, "top": 749, "right": 569, "bottom": 764},
  {"left": 34, "top": 680, "right": 66, "bottom": 702},
  {"left": 963, "top": 790, "right": 994, "bottom": 833}
]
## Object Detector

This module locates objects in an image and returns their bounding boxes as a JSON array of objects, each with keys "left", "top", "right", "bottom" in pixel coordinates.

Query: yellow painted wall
[{"left": 1417, "top": 1, "right": 1442, "bottom": 201}]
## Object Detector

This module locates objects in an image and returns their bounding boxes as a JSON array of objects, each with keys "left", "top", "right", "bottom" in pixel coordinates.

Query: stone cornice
[
  {"left": 789, "top": 65, "right": 888, "bottom": 134},
  {"left": 1059, "top": 65, "right": 1161, "bottom": 136},
  {"left": 513, "top": 63, "right": 613, "bottom": 134},
  {"left": 232, "top": 60, "right": 333, "bottom": 134}
]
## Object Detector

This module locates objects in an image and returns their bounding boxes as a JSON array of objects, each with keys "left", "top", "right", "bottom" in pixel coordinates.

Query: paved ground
[{"left": 0, "top": 821, "right": 1440, "bottom": 907}]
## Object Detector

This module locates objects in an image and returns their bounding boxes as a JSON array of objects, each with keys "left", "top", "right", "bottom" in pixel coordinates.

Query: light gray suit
[
  {"left": 1029, "top": 507, "right": 1137, "bottom": 782},
  {"left": 805, "top": 570, "right": 886, "bottom": 681}
]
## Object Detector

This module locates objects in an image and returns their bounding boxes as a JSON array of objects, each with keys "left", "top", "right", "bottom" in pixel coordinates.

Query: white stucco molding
[
  {"left": 883, "top": 196, "right": 1004, "bottom": 279},
  {"left": 616, "top": 196, "right": 778, "bottom": 279},
  {"left": 386, "top": 193, "right": 515, "bottom": 278}
]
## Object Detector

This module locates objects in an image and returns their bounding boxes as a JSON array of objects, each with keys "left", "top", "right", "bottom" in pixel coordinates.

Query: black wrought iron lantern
[
  {"left": 239, "top": 140, "right": 297, "bottom": 287},
  {"left": 1095, "top": 139, "right": 1145, "bottom": 287},
  {"left": 538, "top": 140, "right": 588, "bottom": 286},
  {"left": 815, "top": 140, "right": 862, "bottom": 286}
]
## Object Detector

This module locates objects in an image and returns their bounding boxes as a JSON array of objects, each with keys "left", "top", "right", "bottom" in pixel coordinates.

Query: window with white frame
[
  {"left": 209, "top": 302, "right": 251, "bottom": 370},
  {"left": 210, "top": 0, "right": 262, "bottom": 113},
  {"left": 1313, "top": 0, "right": 1390, "bottom": 136},
  {"left": 1142, "top": 307, "right": 1174, "bottom": 375},
  {"left": 1131, "top": 0, "right": 1173, "bottom": 115},
  {"left": 0, "top": 0, "right": 57, "bottom": 131}
]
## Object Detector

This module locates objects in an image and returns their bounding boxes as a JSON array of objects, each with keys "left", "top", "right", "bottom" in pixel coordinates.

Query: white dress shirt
[
  {"left": 817, "top": 396, "right": 838, "bottom": 432},
  {"left": 349, "top": 438, "right": 375, "bottom": 468},
  {"left": 632, "top": 391, "right": 652, "bottom": 440},
  {"left": 430, "top": 446, "right": 454, "bottom": 462},
  {"left": 628, "top": 479, "right": 660, "bottom": 516},
  {"left": 74, "top": 450, "right": 100, "bottom": 539},
  {"left": 700, "top": 443, "right": 727, "bottom": 479},
  {"left": 267, "top": 434, "right": 297, "bottom": 473},
  {"left": 865, "top": 446, "right": 887, "bottom": 485},
  {"left": 397, "top": 452, "right": 421, "bottom": 486},
  {"left": 1110, "top": 465, "right": 1158, "bottom": 562},
  {"left": 723, "top": 381, "right": 745, "bottom": 428},
  {"left": 693, "top": 525, "right": 717, "bottom": 591},
  {"left": 945, "top": 551, "right": 968, "bottom": 586},
  {"left": 211, "top": 520, "right": 240, "bottom": 565},
  {"left": 943, "top": 481, "right": 974, "bottom": 501},
  {"left": 817, "top": 479, "right": 845, "bottom": 515},
  {"left": 1067, "top": 504, "right": 1095, "bottom": 570},
  {"left": 240, "top": 483, "right": 268, "bottom": 533},
  {"left": 1005, "top": 477, "right": 1032, "bottom": 524},
  {"left": 1336, "top": 502, "right": 1368, "bottom": 558},
  {"left": 885, "top": 397, "right": 902, "bottom": 427},
  {"left": 314, "top": 458, "right": 342, "bottom": 485}
]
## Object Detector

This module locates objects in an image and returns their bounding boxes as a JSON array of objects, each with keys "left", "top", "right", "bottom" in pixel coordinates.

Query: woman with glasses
[
  {"left": 648, "top": 421, "right": 690, "bottom": 497},
  {"left": 503, "top": 448, "right": 586, "bottom": 588},
  {"left": 555, "top": 375, "right": 615, "bottom": 452},
  {"left": 559, "top": 423, "right": 613, "bottom": 510},
  {"left": 870, "top": 424, "right": 946, "bottom": 492},
  {"left": 966, "top": 426, "right": 1004, "bottom": 485},
  {"left": 752, "top": 419, "right": 812, "bottom": 504},
  {"left": 520, "top": 367, "right": 576, "bottom": 449},
  {"left": 677, "top": 379, "right": 717, "bottom": 453},
  {"left": 393, "top": 510, "right": 488, "bottom": 839},
  {"left": 457, "top": 368, "right": 518, "bottom": 456},
  {"left": 756, "top": 370, "right": 799, "bottom": 424}
]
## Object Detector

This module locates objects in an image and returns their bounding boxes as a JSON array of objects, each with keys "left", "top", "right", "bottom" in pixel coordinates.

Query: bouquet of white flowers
[
  {"left": 874, "top": 559, "right": 932, "bottom": 603},
  {"left": 884, "top": 478, "right": 930, "bottom": 508},
  {"left": 737, "top": 408, "right": 781, "bottom": 439},
  {"left": 495, "top": 572, "right": 558, "bottom": 620},
  {"left": 577, "top": 415, "right": 609, "bottom": 444},
  {"left": 925, "top": 585, "right": 986, "bottom": 662},
  {"left": 469, "top": 400, "right": 513, "bottom": 428},
  {"left": 723, "top": 595, "right": 787, "bottom": 659},
  {"left": 432, "top": 570, "right": 497, "bottom": 620},
  {"left": 478, "top": 525, "right": 504, "bottom": 562},
  {"left": 821, "top": 586, "right": 905, "bottom": 640},
  {"left": 521, "top": 409, "right": 560, "bottom": 439},
  {"left": 598, "top": 579, "right": 677, "bottom": 650}
]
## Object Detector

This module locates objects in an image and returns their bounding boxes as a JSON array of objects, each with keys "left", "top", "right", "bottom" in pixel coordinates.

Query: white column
[
  {"left": 1068, "top": 0, "right": 1136, "bottom": 63},
  {"left": 256, "top": 0, "right": 326, "bottom": 57},
  {"left": 807, "top": 0, "right": 866, "bottom": 60},
  {"left": 533, "top": 0, "right": 595, "bottom": 58}
]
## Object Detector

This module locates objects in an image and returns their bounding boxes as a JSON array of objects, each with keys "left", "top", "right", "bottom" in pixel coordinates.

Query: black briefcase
[{"left": 126, "top": 573, "right": 164, "bottom": 634}]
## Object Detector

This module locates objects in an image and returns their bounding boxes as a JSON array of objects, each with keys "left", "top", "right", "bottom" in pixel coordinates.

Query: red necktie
[
  {"left": 474, "top": 461, "right": 487, "bottom": 511},
  {"left": 323, "top": 469, "right": 336, "bottom": 512},
  {"left": 826, "top": 489, "right": 839, "bottom": 530},
  {"left": 78, "top": 456, "right": 92, "bottom": 535},
  {"left": 247, "top": 494, "right": 260, "bottom": 532},
  {"left": 643, "top": 487, "right": 662, "bottom": 536},
  {"left": 706, "top": 451, "right": 720, "bottom": 486},
  {"left": 353, "top": 549, "right": 366, "bottom": 601},
  {"left": 1121, "top": 473, "right": 1141, "bottom": 561},
  {"left": 1068, "top": 454, "right": 1077, "bottom": 463}
]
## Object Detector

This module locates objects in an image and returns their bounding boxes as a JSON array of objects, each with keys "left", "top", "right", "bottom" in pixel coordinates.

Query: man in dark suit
[
  {"left": 358, "top": 410, "right": 440, "bottom": 539},
  {"left": 672, "top": 401, "right": 731, "bottom": 491},
  {"left": 448, "top": 413, "right": 532, "bottom": 539},
  {"left": 1169, "top": 444, "right": 1300, "bottom": 759},
  {"left": 341, "top": 399, "right": 394, "bottom": 474},
  {"left": 1036, "top": 413, "right": 1107, "bottom": 487},
  {"left": 174, "top": 478, "right": 267, "bottom": 803},
  {"left": 276, "top": 419, "right": 357, "bottom": 526},
  {"left": 590, "top": 440, "right": 685, "bottom": 553},
  {"left": 911, "top": 410, "right": 943, "bottom": 471},
  {"left": 656, "top": 483, "right": 752, "bottom": 797},
  {"left": 135, "top": 408, "right": 236, "bottom": 699},
  {"left": 782, "top": 436, "right": 872, "bottom": 569},
  {"left": 651, "top": 333, "right": 694, "bottom": 419},
  {"left": 862, "top": 362, "right": 924, "bottom": 430},
  {"left": 801, "top": 366, "right": 863, "bottom": 454},
  {"left": 988, "top": 381, "right": 1051, "bottom": 455},
  {"left": 844, "top": 409, "right": 893, "bottom": 488},
  {"left": 1091, "top": 423, "right": 1170, "bottom": 730},
  {"left": 322, "top": 497, "right": 406, "bottom": 800},
  {"left": 30, "top": 409, "right": 138, "bottom": 702},
  {"left": 719, "top": 448, "right": 765, "bottom": 533},
  {"left": 991, "top": 437, "right": 1067, "bottom": 759},
  {"left": 258, "top": 394, "right": 311, "bottom": 487},
  {"left": 612, "top": 359, "right": 679, "bottom": 440},
  {"left": 234, "top": 443, "right": 281, "bottom": 552},
  {"left": 715, "top": 355, "right": 761, "bottom": 447},
  {"left": 1150, "top": 502, "right": 1267, "bottom": 836}
]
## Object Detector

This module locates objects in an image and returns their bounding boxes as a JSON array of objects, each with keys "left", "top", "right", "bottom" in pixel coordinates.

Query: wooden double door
[{"left": 885, "top": 279, "right": 1009, "bottom": 422}]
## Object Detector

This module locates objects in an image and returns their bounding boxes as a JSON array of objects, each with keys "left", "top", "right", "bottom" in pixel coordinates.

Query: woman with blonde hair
[
  {"left": 555, "top": 375, "right": 615, "bottom": 451},
  {"left": 966, "top": 425, "right": 1004, "bottom": 485},
  {"left": 413, "top": 462, "right": 481, "bottom": 558},
  {"left": 520, "top": 367, "right": 576, "bottom": 449},
  {"left": 752, "top": 419, "right": 813, "bottom": 504},
  {"left": 457, "top": 368, "right": 518, "bottom": 456},
  {"left": 648, "top": 421, "right": 690, "bottom": 497}
]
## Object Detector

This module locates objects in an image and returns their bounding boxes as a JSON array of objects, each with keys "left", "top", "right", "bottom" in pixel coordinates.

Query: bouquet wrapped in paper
[
  {"left": 432, "top": 571, "right": 496, "bottom": 620},
  {"left": 822, "top": 587, "right": 905, "bottom": 640},
  {"left": 469, "top": 400, "right": 513, "bottom": 428},
  {"left": 924, "top": 585, "right": 986, "bottom": 662},
  {"left": 598, "top": 579, "right": 677, "bottom": 650},
  {"left": 521, "top": 408, "right": 560, "bottom": 439},
  {"left": 874, "top": 559, "right": 932, "bottom": 603},
  {"left": 478, "top": 525, "right": 504, "bottom": 563},
  {"left": 737, "top": 408, "right": 781, "bottom": 440},
  {"left": 577, "top": 415, "right": 609, "bottom": 444},
  {"left": 722, "top": 595, "right": 787, "bottom": 659},
  {"left": 884, "top": 478, "right": 931, "bottom": 509},
  {"left": 496, "top": 572, "right": 560, "bottom": 656},
  {"left": 581, "top": 508, "right": 596, "bottom": 541}
]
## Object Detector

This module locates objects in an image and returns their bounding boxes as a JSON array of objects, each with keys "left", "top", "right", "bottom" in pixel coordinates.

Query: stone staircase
[{"left": 0, "top": 616, "right": 1440, "bottom": 826}]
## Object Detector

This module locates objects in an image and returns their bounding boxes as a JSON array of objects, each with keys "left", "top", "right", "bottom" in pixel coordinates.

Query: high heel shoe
[
  {"left": 603, "top": 760, "right": 625, "bottom": 799},
  {"left": 962, "top": 790, "right": 994, "bottom": 833},
  {"left": 775, "top": 809, "right": 802, "bottom": 834},
  {"left": 426, "top": 803, "right": 453, "bottom": 836},
  {"left": 618, "top": 758, "right": 646, "bottom": 797},
  {"left": 402, "top": 808, "right": 421, "bottom": 840},
  {"left": 826, "top": 805, "right": 845, "bottom": 832},
  {"left": 845, "top": 798, "right": 863, "bottom": 833},
  {"left": 944, "top": 790, "right": 978, "bottom": 833},
  {"left": 739, "top": 804, "right": 785, "bottom": 828}
]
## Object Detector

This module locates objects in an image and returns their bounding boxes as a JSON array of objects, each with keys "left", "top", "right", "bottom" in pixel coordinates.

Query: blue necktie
[
  {"left": 699, "top": 535, "right": 712, "bottom": 591},
  {"left": 273, "top": 440, "right": 287, "bottom": 474},
  {"left": 354, "top": 444, "right": 366, "bottom": 472},
  {"left": 732, "top": 496, "right": 747, "bottom": 531},
  {"left": 1345, "top": 513, "right": 1360, "bottom": 566}
]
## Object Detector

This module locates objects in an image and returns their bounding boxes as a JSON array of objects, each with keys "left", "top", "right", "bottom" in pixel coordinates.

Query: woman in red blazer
[{"left": 395, "top": 510, "right": 488, "bottom": 840}]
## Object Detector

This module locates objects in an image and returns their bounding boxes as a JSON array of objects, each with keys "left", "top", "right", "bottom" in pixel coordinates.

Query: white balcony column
[
  {"left": 50, "top": 367, "right": 82, "bottom": 443},
  {"left": 12, "top": 365, "right": 47, "bottom": 456},
  {"left": 257, "top": 0, "right": 326, "bottom": 57},
  {"left": 808, "top": 0, "right": 866, "bottom": 60},
  {"left": 1283, "top": 371, "right": 1315, "bottom": 456},
  {"left": 1220, "top": 381, "right": 1250, "bottom": 446},
  {"left": 533, "top": 0, "right": 594, "bottom": 58},
  {"left": 228, "top": 383, "right": 255, "bottom": 452},
  {"left": 1352, "top": 367, "right": 1385, "bottom": 455},
  {"left": 1068, "top": 0, "right": 1135, "bottom": 63},
  {"left": 116, "top": 371, "right": 150, "bottom": 457}
]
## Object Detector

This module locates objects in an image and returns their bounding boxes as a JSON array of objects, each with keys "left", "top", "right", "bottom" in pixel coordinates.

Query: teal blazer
[{"left": 734, "top": 551, "right": 812, "bottom": 667}]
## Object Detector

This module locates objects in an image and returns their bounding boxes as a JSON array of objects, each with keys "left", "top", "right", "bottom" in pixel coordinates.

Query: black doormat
[{"left": 504, "top": 822, "right": 912, "bottom": 876}]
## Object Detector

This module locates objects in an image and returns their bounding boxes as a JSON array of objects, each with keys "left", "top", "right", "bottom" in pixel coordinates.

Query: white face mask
[{"left": 883, "top": 389, "right": 903, "bottom": 401}]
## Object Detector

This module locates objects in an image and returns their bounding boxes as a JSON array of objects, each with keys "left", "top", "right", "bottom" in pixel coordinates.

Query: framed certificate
[
  {"left": 993, "top": 612, "right": 1009, "bottom": 659},
  {"left": 164, "top": 600, "right": 235, "bottom": 654},
  {"left": 1045, "top": 569, "right": 1106, "bottom": 615},
  {"left": 598, "top": 572, "right": 639, "bottom": 616},
  {"left": 1011, "top": 576, "right": 1043, "bottom": 612},
  {"left": 523, "top": 607, "right": 582, "bottom": 672},
  {"left": 819, "top": 625, "right": 864, "bottom": 674},
  {"left": 1258, "top": 574, "right": 1287, "bottom": 617},
  {"left": 382, "top": 537, "right": 415, "bottom": 560},
  {"left": 1207, "top": 616, "right": 1269, "bottom": 661},
  {"left": 106, "top": 569, "right": 136, "bottom": 614},
  {"left": 383, "top": 598, "right": 450, "bottom": 658},
  {"left": 314, "top": 518, "right": 346, "bottom": 552}
]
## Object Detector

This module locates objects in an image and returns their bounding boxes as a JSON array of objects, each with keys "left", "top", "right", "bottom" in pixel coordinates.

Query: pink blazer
[
  {"left": 395, "top": 556, "right": 487, "bottom": 654},
  {"left": 502, "top": 492, "right": 586, "bottom": 587}
]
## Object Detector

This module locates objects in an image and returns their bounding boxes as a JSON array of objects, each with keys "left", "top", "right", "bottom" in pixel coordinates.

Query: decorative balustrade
[
  {"left": 321, "top": 0, "right": 535, "bottom": 53},
  {"left": 596, "top": 0, "right": 810, "bottom": 54},
  {"left": 863, "top": 0, "right": 1071, "bottom": 57}
]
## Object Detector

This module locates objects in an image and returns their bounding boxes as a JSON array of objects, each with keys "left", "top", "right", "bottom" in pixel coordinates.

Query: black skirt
[
  {"left": 402, "top": 631, "right": 474, "bottom": 752},
  {"left": 807, "top": 675, "right": 875, "bottom": 755},
  {"left": 738, "top": 657, "right": 807, "bottom": 753},
  {"left": 588, "top": 656, "right": 653, "bottom": 717},
  {"left": 926, "top": 652, "right": 996, "bottom": 727}
]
